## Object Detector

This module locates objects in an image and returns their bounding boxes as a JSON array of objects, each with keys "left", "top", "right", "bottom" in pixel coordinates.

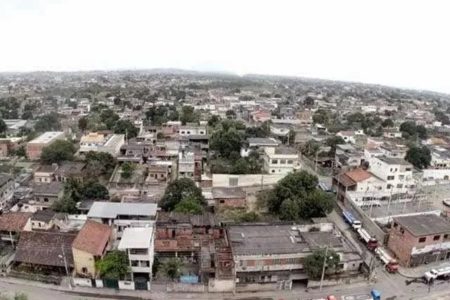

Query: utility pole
[
  {"left": 319, "top": 246, "right": 329, "bottom": 291},
  {"left": 61, "top": 245, "right": 72, "bottom": 289}
]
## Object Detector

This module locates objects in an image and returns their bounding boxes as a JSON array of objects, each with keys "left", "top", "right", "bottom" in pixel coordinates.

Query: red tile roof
[
  {"left": 345, "top": 168, "right": 372, "bottom": 182},
  {"left": 72, "top": 220, "right": 111, "bottom": 256},
  {"left": 0, "top": 212, "right": 32, "bottom": 232}
]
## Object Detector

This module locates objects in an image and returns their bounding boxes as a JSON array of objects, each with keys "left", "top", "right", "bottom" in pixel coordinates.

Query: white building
[
  {"left": 178, "top": 125, "right": 207, "bottom": 136},
  {"left": 79, "top": 132, "right": 125, "bottom": 157},
  {"left": 0, "top": 174, "right": 14, "bottom": 212},
  {"left": 118, "top": 227, "right": 155, "bottom": 283},
  {"left": 263, "top": 147, "right": 299, "bottom": 174},
  {"left": 369, "top": 156, "right": 415, "bottom": 194}
]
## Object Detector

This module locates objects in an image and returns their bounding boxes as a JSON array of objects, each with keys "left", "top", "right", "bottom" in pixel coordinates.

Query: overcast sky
[{"left": 1, "top": 0, "right": 449, "bottom": 93}]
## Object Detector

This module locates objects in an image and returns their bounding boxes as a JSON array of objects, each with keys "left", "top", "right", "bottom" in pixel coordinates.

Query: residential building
[
  {"left": 14, "top": 231, "right": 76, "bottom": 274},
  {"left": 118, "top": 227, "right": 155, "bottom": 283},
  {"left": 0, "top": 173, "right": 14, "bottom": 212},
  {"left": 270, "top": 124, "right": 290, "bottom": 137},
  {"left": 54, "top": 161, "right": 86, "bottom": 182},
  {"left": 387, "top": 214, "right": 450, "bottom": 267},
  {"left": 379, "top": 142, "right": 408, "bottom": 159},
  {"left": 178, "top": 124, "right": 207, "bottom": 136},
  {"left": 72, "top": 220, "right": 112, "bottom": 278},
  {"left": 87, "top": 202, "right": 157, "bottom": 238},
  {"left": 26, "top": 131, "right": 65, "bottom": 160},
  {"left": 30, "top": 209, "right": 56, "bottom": 231},
  {"left": 241, "top": 137, "right": 281, "bottom": 157},
  {"left": 31, "top": 182, "right": 64, "bottom": 210},
  {"left": 212, "top": 187, "right": 246, "bottom": 210},
  {"left": 263, "top": 147, "right": 298, "bottom": 174},
  {"left": 228, "top": 223, "right": 362, "bottom": 288},
  {"left": 0, "top": 212, "right": 32, "bottom": 246},
  {"left": 369, "top": 156, "right": 415, "bottom": 194},
  {"left": 335, "top": 144, "right": 365, "bottom": 172},
  {"left": 34, "top": 164, "right": 58, "bottom": 183},
  {"left": 79, "top": 132, "right": 125, "bottom": 157}
]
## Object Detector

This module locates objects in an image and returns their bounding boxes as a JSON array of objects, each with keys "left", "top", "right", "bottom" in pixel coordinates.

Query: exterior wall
[
  {"left": 208, "top": 278, "right": 235, "bottom": 292},
  {"left": 388, "top": 222, "right": 450, "bottom": 266},
  {"left": 73, "top": 248, "right": 97, "bottom": 277},
  {"left": 263, "top": 152, "right": 298, "bottom": 175},
  {"left": 26, "top": 143, "right": 46, "bottom": 160},
  {"left": 212, "top": 174, "right": 285, "bottom": 188},
  {"left": 422, "top": 169, "right": 450, "bottom": 182},
  {"left": 215, "top": 197, "right": 246, "bottom": 209},
  {"left": 31, "top": 220, "right": 53, "bottom": 230},
  {"left": 369, "top": 158, "right": 415, "bottom": 194},
  {"left": 234, "top": 253, "right": 305, "bottom": 274},
  {"left": 0, "top": 179, "right": 14, "bottom": 210},
  {"left": 34, "top": 173, "right": 54, "bottom": 183}
]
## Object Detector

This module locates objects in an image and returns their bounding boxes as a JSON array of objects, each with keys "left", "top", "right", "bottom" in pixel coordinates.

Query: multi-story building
[
  {"left": 178, "top": 124, "right": 207, "bottom": 136},
  {"left": 118, "top": 227, "right": 155, "bottom": 284},
  {"left": 26, "top": 131, "right": 65, "bottom": 160},
  {"left": 263, "top": 147, "right": 298, "bottom": 174},
  {"left": 79, "top": 132, "right": 125, "bottom": 157},
  {"left": 368, "top": 156, "right": 415, "bottom": 194},
  {"left": 87, "top": 202, "right": 157, "bottom": 238},
  {"left": 387, "top": 214, "right": 450, "bottom": 266},
  {"left": 31, "top": 182, "right": 64, "bottom": 210},
  {"left": 228, "top": 223, "right": 362, "bottom": 288}
]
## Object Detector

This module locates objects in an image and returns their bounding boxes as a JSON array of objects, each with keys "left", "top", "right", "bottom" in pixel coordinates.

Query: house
[
  {"left": 54, "top": 161, "right": 86, "bottom": 182},
  {"left": 118, "top": 141, "right": 151, "bottom": 163},
  {"left": 72, "top": 220, "right": 112, "bottom": 278},
  {"left": 3, "top": 119, "right": 28, "bottom": 135},
  {"left": 212, "top": 187, "right": 246, "bottom": 210},
  {"left": 0, "top": 212, "right": 32, "bottom": 246},
  {"left": 178, "top": 124, "right": 207, "bottom": 136},
  {"left": 30, "top": 209, "right": 56, "bottom": 231},
  {"left": 26, "top": 131, "right": 65, "bottom": 160},
  {"left": 270, "top": 124, "right": 290, "bottom": 137},
  {"left": 368, "top": 156, "right": 415, "bottom": 195},
  {"left": 0, "top": 173, "right": 14, "bottom": 212},
  {"left": 336, "top": 131, "right": 357, "bottom": 144},
  {"left": 146, "top": 164, "right": 170, "bottom": 184},
  {"left": 251, "top": 110, "right": 271, "bottom": 123},
  {"left": 31, "top": 182, "right": 64, "bottom": 209},
  {"left": 379, "top": 142, "right": 408, "bottom": 159},
  {"left": 263, "top": 147, "right": 299, "bottom": 174},
  {"left": 228, "top": 223, "right": 362, "bottom": 288},
  {"left": 155, "top": 212, "right": 220, "bottom": 256},
  {"left": 383, "top": 129, "right": 402, "bottom": 139},
  {"left": 241, "top": 138, "right": 281, "bottom": 157},
  {"left": 14, "top": 231, "right": 77, "bottom": 274},
  {"left": 332, "top": 169, "right": 386, "bottom": 207},
  {"left": 118, "top": 227, "right": 155, "bottom": 284},
  {"left": 87, "top": 202, "right": 157, "bottom": 238},
  {"left": 335, "top": 144, "right": 365, "bottom": 171},
  {"left": 79, "top": 132, "right": 125, "bottom": 157},
  {"left": 34, "top": 164, "right": 58, "bottom": 183},
  {"left": 387, "top": 214, "right": 450, "bottom": 267},
  {"left": 178, "top": 147, "right": 202, "bottom": 181}
]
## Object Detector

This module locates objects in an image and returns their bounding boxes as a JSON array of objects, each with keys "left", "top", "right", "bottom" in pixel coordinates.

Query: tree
[
  {"left": 210, "top": 121, "right": 244, "bottom": 159},
  {"left": 399, "top": 121, "right": 427, "bottom": 140},
  {"left": 160, "top": 178, "right": 205, "bottom": 211},
  {"left": 40, "top": 140, "right": 75, "bottom": 164},
  {"left": 304, "top": 248, "right": 340, "bottom": 280},
  {"left": 85, "top": 151, "right": 116, "bottom": 177},
  {"left": 266, "top": 171, "right": 333, "bottom": 220},
  {"left": 83, "top": 181, "right": 109, "bottom": 199},
  {"left": 226, "top": 109, "right": 236, "bottom": 119},
  {"left": 313, "top": 109, "right": 330, "bottom": 125},
  {"left": 78, "top": 116, "right": 88, "bottom": 132},
  {"left": 96, "top": 250, "right": 130, "bottom": 280},
  {"left": 405, "top": 146, "right": 431, "bottom": 169},
  {"left": 21, "top": 111, "right": 33, "bottom": 120},
  {"left": 121, "top": 162, "right": 135, "bottom": 179},
  {"left": 304, "top": 96, "right": 315, "bottom": 106},
  {"left": 207, "top": 115, "right": 221, "bottom": 128},
  {"left": 325, "top": 136, "right": 346, "bottom": 156},
  {"left": 174, "top": 195, "right": 204, "bottom": 214},
  {"left": 113, "top": 120, "right": 139, "bottom": 138},
  {"left": 100, "top": 109, "right": 119, "bottom": 129},
  {"left": 381, "top": 118, "right": 394, "bottom": 128},
  {"left": 0, "top": 293, "right": 28, "bottom": 300},
  {"left": 301, "top": 140, "right": 321, "bottom": 157},
  {"left": 162, "top": 258, "right": 184, "bottom": 281},
  {"left": 180, "top": 106, "right": 199, "bottom": 125},
  {"left": 0, "top": 119, "right": 7, "bottom": 134},
  {"left": 279, "top": 198, "right": 300, "bottom": 221},
  {"left": 34, "top": 113, "right": 61, "bottom": 132}
]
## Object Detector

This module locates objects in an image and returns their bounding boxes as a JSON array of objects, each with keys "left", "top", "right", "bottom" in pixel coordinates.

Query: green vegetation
[
  {"left": 325, "top": 136, "right": 346, "bottom": 156},
  {"left": 400, "top": 121, "right": 428, "bottom": 140},
  {"left": 174, "top": 195, "right": 204, "bottom": 214},
  {"left": 210, "top": 120, "right": 245, "bottom": 159},
  {"left": 113, "top": 119, "right": 139, "bottom": 138},
  {"left": 180, "top": 105, "right": 199, "bottom": 125},
  {"left": 160, "top": 178, "right": 205, "bottom": 211},
  {"left": 304, "top": 248, "right": 341, "bottom": 280},
  {"left": 405, "top": 145, "right": 431, "bottom": 169},
  {"left": 265, "top": 171, "right": 333, "bottom": 220},
  {"left": 96, "top": 250, "right": 130, "bottom": 280},
  {"left": 85, "top": 151, "right": 116, "bottom": 178},
  {"left": 162, "top": 258, "right": 184, "bottom": 281},
  {"left": 145, "top": 105, "right": 179, "bottom": 126},
  {"left": 40, "top": 140, "right": 76, "bottom": 164},
  {"left": 34, "top": 113, "right": 61, "bottom": 132},
  {"left": 120, "top": 162, "right": 135, "bottom": 179},
  {"left": 0, "top": 293, "right": 28, "bottom": 300}
]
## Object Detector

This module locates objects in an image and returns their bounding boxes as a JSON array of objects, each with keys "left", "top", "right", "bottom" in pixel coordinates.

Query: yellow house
[{"left": 72, "top": 220, "right": 112, "bottom": 278}]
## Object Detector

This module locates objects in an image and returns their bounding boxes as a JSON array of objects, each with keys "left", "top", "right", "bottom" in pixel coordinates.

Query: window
[
  {"left": 229, "top": 177, "right": 238, "bottom": 186},
  {"left": 271, "top": 169, "right": 275, "bottom": 173},
  {"left": 280, "top": 159, "right": 286, "bottom": 164},
  {"left": 399, "top": 175, "right": 405, "bottom": 180},
  {"left": 433, "top": 235, "right": 441, "bottom": 241},
  {"left": 220, "top": 200, "right": 225, "bottom": 204},
  {"left": 393, "top": 222, "right": 398, "bottom": 228},
  {"left": 419, "top": 237, "right": 426, "bottom": 243},
  {"left": 287, "top": 160, "right": 294, "bottom": 164},
  {"left": 82, "top": 267, "right": 88, "bottom": 273},
  {"left": 387, "top": 184, "right": 392, "bottom": 189},
  {"left": 387, "top": 176, "right": 395, "bottom": 180},
  {"left": 44, "top": 197, "right": 49, "bottom": 202},
  {"left": 397, "top": 184, "right": 403, "bottom": 188},
  {"left": 272, "top": 159, "right": 278, "bottom": 164},
  {"left": 444, "top": 234, "right": 449, "bottom": 240}
]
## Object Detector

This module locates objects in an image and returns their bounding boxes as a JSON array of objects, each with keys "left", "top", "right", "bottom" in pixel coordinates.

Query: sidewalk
[{"left": 398, "top": 261, "right": 450, "bottom": 278}]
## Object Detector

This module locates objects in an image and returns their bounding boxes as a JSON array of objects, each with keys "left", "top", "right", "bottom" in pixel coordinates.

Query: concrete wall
[
  {"left": 166, "top": 283, "right": 205, "bottom": 292},
  {"left": 118, "top": 280, "right": 135, "bottom": 290},
  {"left": 235, "top": 282, "right": 279, "bottom": 292},
  {"left": 208, "top": 278, "right": 235, "bottom": 292},
  {"left": 422, "top": 169, "right": 450, "bottom": 182},
  {"left": 307, "top": 275, "right": 366, "bottom": 288},
  {"left": 73, "top": 277, "right": 93, "bottom": 287},
  {"left": 344, "top": 199, "right": 386, "bottom": 243},
  {"left": 212, "top": 174, "right": 284, "bottom": 188},
  {"left": 72, "top": 248, "right": 96, "bottom": 277}
]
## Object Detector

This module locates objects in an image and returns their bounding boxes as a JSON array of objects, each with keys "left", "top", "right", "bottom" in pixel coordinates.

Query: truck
[
  {"left": 342, "top": 210, "right": 362, "bottom": 230},
  {"left": 357, "top": 228, "right": 378, "bottom": 251},
  {"left": 375, "top": 247, "right": 399, "bottom": 273},
  {"left": 424, "top": 265, "right": 450, "bottom": 282},
  {"left": 312, "top": 289, "right": 381, "bottom": 300}
]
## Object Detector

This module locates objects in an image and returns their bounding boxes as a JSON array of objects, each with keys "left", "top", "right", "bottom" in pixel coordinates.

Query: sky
[{"left": 1, "top": 0, "right": 450, "bottom": 93}]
